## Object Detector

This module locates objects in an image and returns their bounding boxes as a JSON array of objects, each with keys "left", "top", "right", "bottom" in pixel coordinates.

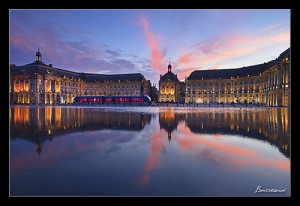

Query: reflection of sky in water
[{"left": 10, "top": 106, "right": 290, "bottom": 196}]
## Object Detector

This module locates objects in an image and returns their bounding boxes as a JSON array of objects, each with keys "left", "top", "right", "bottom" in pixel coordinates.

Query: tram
[{"left": 73, "top": 95, "right": 151, "bottom": 103}]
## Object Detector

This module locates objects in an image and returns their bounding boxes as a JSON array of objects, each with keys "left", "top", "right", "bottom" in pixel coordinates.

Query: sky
[{"left": 10, "top": 9, "right": 290, "bottom": 86}]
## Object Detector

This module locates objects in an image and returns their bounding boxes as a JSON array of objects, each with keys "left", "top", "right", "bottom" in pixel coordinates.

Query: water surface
[{"left": 10, "top": 106, "right": 290, "bottom": 196}]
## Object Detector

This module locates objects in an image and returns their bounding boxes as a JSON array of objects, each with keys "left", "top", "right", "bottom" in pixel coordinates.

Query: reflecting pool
[{"left": 10, "top": 106, "right": 290, "bottom": 196}]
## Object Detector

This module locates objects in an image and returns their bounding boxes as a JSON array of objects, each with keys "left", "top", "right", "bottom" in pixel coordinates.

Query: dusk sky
[{"left": 10, "top": 9, "right": 290, "bottom": 86}]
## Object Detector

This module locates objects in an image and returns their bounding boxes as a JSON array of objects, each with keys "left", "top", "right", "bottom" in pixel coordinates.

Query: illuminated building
[
  {"left": 185, "top": 48, "right": 290, "bottom": 106},
  {"left": 158, "top": 62, "right": 185, "bottom": 103},
  {"left": 10, "top": 49, "right": 151, "bottom": 104},
  {"left": 10, "top": 48, "right": 290, "bottom": 106}
]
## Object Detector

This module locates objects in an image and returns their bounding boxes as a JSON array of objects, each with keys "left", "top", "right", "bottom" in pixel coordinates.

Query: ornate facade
[
  {"left": 10, "top": 49, "right": 151, "bottom": 104},
  {"left": 159, "top": 63, "right": 185, "bottom": 103},
  {"left": 185, "top": 48, "right": 290, "bottom": 106},
  {"left": 10, "top": 48, "right": 290, "bottom": 106}
]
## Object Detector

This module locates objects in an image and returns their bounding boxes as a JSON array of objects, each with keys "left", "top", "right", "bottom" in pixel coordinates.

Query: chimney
[{"left": 49, "top": 64, "right": 53, "bottom": 67}]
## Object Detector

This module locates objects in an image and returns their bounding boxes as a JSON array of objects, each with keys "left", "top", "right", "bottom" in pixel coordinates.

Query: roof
[
  {"left": 187, "top": 63, "right": 271, "bottom": 80},
  {"left": 278, "top": 48, "right": 290, "bottom": 60},
  {"left": 160, "top": 71, "right": 179, "bottom": 82},
  {"left": 187, "top": 48, "right": 290, "bottom": 80},
  {"left": 10, "top": 61, "right": 147, "bottom": 82}
]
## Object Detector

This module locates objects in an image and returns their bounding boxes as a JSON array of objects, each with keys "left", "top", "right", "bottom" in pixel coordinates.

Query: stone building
[
  {"left": 150, "top": 84, "right": 159, "bottom": 102},
  {"left": 10, "top": 48, "right": 290, "bottom": 106},
  {"left": 159, "top": 62, "right": 185, "bottom": 103},
  {"left": 185, "top": 48, "right": 290, "bottom": 106},
  {"left": 10, "top": 49, "right": 151, "bottom": 104}
]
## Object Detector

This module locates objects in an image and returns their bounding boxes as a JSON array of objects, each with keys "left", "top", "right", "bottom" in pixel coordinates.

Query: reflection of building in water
[
  {"left": 159, "top": 111, "right": 185, "bottom": 141},
  {"left": 184, "top": 108, "right": 290, "bottom": 157},
  {"left": 10, "top": 107, "right": 152, "bottom": 155},
  {"left": 157, "top": 108, "right": 289, "bottom": 156},
  {"left": 10, "top": 107, "right": 290, "bottom": 157}
]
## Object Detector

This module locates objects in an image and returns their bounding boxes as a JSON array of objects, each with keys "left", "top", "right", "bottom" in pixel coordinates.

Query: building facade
[
  {"left": 185, "top": 48, "right": 290, "bottom": 106},
  {"left": 10, "top": 49, "right": 151, "bottom": 104},
  {"left": 159, "top": 63, "right": 185, "bottom": 103},
  {"left": 10, "top": 48, "right": 290, "bottom": 106}
]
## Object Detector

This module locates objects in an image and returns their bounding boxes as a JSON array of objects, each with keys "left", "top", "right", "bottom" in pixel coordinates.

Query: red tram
[{"left": 73, "top": 95, "right": 151, "bottom": 103}]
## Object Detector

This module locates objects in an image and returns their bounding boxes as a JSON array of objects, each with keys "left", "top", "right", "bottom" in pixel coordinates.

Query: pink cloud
[
  {"left": 175, "top": 28, "right": 290, "bottom": 75},
  {"left": 177, "top": 67, "right": 198, "bottom": 80},
  {"left": 139, "top": 15, "right": 165, "bottom": 75}
]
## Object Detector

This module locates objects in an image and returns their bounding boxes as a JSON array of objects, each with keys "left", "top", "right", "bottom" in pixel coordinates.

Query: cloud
[
  {"left": 10, "top": 11, "right": 290, "bottom": 86},
  {"left": 138, "top": 15, "right": 166, "bottom": 75},
  {"left": 10, "top": 12, "right": 150, "bottom": 79},
  {"left": 174, "top": 26, "right": 289, "bottom": 79}
]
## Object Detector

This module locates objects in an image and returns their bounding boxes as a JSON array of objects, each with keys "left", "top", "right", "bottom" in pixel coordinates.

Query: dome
[
  {"left": 160, "top": 72, "right": 179, "bottom": 82},
  {"left": 160, "top": 62, "right": 179, "bottom": 82},
  {"left": 36, "top": 48, "right": 42, "bottom": 57}
]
